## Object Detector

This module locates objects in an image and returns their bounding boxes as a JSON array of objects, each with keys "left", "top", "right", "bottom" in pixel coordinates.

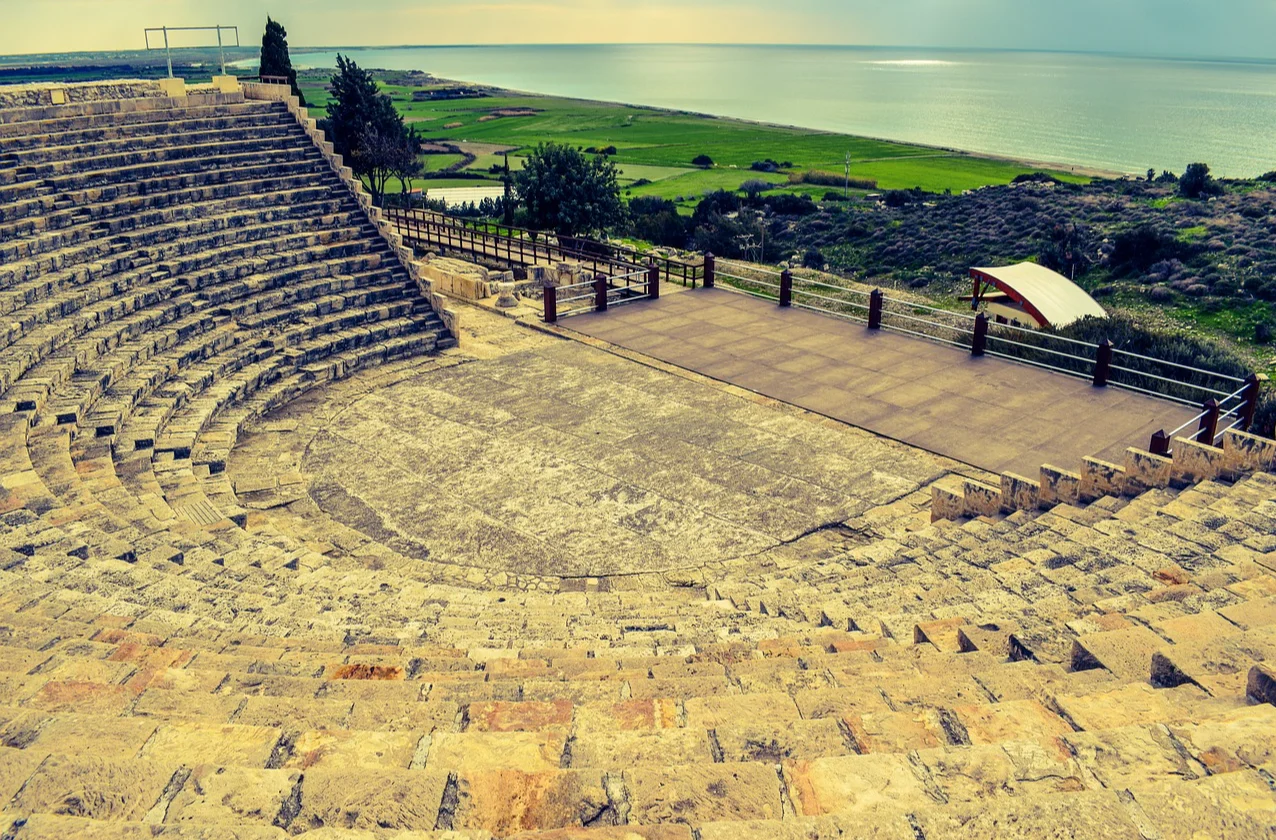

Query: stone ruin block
[
  {"left": 1080, "top": 456, "right": 1127, "bottom": 500},
  {"left": 930, "top": 480, "right": 966, "bottom": 521},
  {"left": 1124, "top": 447, "right": 1172, "bottom": 492},
  {"left": 1223, "top": 429, "right": 1276, "bottom": 472},
  {"left": 963, "top": 479, "right": 1002, "bottom": 518},
  {"left": 1172, "top": 436, "right": 1225, "bottom": 484},
  {"left": 1039, "top": 464, "right": 1081, "bottom": 508},
  {"left": 1000, "top": 472, "right": 1040, "bottom": 513}
]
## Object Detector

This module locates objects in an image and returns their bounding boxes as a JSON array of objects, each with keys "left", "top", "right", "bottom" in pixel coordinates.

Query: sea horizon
[{"left": 274, "top": 44, "right": 1276, "bottom": 178}]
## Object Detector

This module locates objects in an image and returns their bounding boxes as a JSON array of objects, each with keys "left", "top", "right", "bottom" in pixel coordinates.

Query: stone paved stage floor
[{"left": 566, "top": 288, "right": 1198, "bottom": 477}]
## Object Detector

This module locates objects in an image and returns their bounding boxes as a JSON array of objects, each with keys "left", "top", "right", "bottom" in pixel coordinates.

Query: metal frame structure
[{"left": 144, "top": 25, "right": 240, "bottom": 78}]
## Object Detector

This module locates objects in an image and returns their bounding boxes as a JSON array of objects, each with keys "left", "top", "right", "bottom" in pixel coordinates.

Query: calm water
[{"left": 283, "top": 45, "right": 1276, "bottom": 177}]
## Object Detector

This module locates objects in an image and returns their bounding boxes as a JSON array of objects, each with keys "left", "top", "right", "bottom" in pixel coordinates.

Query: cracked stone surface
[{"left": 228, "top": 319, "right": 954, "bottom": 590}]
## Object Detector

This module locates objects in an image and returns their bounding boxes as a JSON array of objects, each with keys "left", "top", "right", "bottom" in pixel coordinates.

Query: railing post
[
  {"left": 1093, "top": 338, "right": 1113, "bottom": 387},
  {"left": 594, "top": 273, "right": 608, "bottom": 312},
  {"left": 1195, "top": 399, "right": 1220, "bottom": 444},
  {"left": 648, "top": 260, "right": 660, "bottom": 300},
  {"left": 1150, "top": 430, "right": 1170, "bottom": 456},
  {"left": 779, "top": 269, "right": 792, "bottom": 307},
  {"left": 1240, "top": 373, "right": 1261, "bottom": 431},
  {"left": 868, "top": 289, "right": 883, "bottom": 330},
  {"left": 544, "top": 284, "right": 558, "bottom": 323},
  {"left": 703, "top": 253, "right": 715, "bottom": 289},
  {"left": 971, "top": 313, "right": 988, "bottom": 357}
]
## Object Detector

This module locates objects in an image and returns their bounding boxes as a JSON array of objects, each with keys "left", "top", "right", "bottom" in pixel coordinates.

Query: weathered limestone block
[
  {"left": 1125, "top": 446, "right": 1173, "bottom": 491},
  {"left": 930, "top": 480, "right": 966, "bottom": 521},
  {"left": 784, "top": 754, "right": 929, "bottom": 815},
  {"left": 913, "top": 789, "right": 1143, "bottom": 840},
  {"left": 165, "top": 765, "right": 299, "bottom": 826},
  {"left": 1131, "top": 769, "right": 1276, "bottom": 840},
  {"left": 158, "top": 77, "right": 186, "bottom": 98},
  {"left": 446, "top": 768, "right": 613, "bottom": 835},
  {"left": 999, "top": 471, "right": 1039, "bottom": 513},
  {"left": 1071, "top": 625, "right": 1167, "bottom": 681},
  {"left": 962, "top": 478, "right": 1001, "bottom": 518},
  {"left": 293, "top": 767, "right": 449, "bottom": 832},
  {"left": 1172, "top": 436, "right": 1225, "bottom": 483},
  {"left": 1080, "top": 455, "right": 1127, "bottom": 499},
  {"left": 421, "top": 258, "right": 492, "bottom": 301},
  {"left": 1223, "top": 429, "right": 1276, "bottom": 472},
  {"left": 10, "top": 754, "right": 174, "bottom": 821},
  {"left": 1248, "top": 663, "right": 1276, "bottom": 705},
  {"left": 627, "top": 762, "right": 783, "bottom": 824},
  {"left": 1039, "top": 463, "right": 1081, "bottom": 507}
]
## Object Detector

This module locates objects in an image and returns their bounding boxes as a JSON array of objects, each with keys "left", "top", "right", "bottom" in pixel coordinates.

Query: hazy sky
[{"left": 3, "top": 0, "right": 1276, "bottom": 60}]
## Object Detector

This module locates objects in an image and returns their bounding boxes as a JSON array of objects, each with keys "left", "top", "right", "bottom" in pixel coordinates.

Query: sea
[{"left": 278, "top": 44, "right": 1276, "bottom": 178}]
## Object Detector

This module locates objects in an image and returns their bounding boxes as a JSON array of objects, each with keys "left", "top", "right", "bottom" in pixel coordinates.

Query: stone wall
[
  {"left": 0, "top": 80, "right": 162, "bottom": 110},
  {"left": 932, "top": 428, "right": 1276, "bottom": 520},
  {"left": 242, "top": 83, "right": 461, "bottom": 344}
]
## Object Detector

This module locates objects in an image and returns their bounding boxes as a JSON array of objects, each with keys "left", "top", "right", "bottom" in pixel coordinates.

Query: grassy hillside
[{"left": 297, "top": 70, "right": 1092, "bottom": 206}]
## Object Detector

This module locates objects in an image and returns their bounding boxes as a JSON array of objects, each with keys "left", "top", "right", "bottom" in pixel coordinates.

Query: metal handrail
[
  {"left": 792, "top": 288, "right": 871, "bottom": 312},
  {"left": 719, "top": 259, "right": 782, "bottom": 276},
  {"left": 720, "top": 272, "right": 782, "bottom": 292},
  {"left": 1107, "top": 364, "right": 1232, "bottom": 398},
  {"left": 986, "top": 334, "right": 1095, "bottom": 366},
  {"left": 1110, "top": 348, "right": 1247, "bottom": 383}
]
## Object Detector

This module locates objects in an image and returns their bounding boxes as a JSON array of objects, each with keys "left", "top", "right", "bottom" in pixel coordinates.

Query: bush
[
  {"left": 1109, "top": 226, "right": 1185, "bottom": 274},
  {"left": 691, "top": 154, "right": 714, "bottom": 168},
  {"left": 751, "top": 159, "right": 781, "bottom": 173},
  {"left": 1012, "top": 172, "right": 1062, "bottom": 185},
  {"left": 1179, "top": 162, "right": 1223, "bottom": 199},
  {"left": 791, "top": 170, "right": 877, "bottom": 190},
  {"left": 762, "top": 193, "right": 818, "bottom": 216},
  {"left": 1257, "top": 171, "right": 1276, "bottom": 183},
  {"left": 822, "top": 191, "right": 850, "bottom": 202},
  {"left": 739, "top": 179, "right": 773, "bottom": 199},
  {"left": 802, "top": 248, "right": 825, "bottom": 269}
]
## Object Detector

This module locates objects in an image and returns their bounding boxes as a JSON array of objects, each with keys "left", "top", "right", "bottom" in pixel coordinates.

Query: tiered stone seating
[{"left": 2, "top": 88, "right": 1275, "bottom": 839}]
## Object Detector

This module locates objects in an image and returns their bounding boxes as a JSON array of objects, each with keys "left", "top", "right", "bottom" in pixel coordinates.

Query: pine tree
[
  {"left": 260, "top": 17, "right": 306, "bottom": 106},
  {"left": 320, "top": 55, "right": 413, "bottom": 206}
]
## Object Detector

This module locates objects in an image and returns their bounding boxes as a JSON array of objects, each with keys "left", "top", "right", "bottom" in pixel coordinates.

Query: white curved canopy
[{"left": 971, "top": 262, "right": 1107, "bottom": 328}]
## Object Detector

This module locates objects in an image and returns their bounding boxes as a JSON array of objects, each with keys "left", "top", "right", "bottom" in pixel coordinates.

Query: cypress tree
[{"left": 260, "top": 16, "right": 306, "bottom": 106}]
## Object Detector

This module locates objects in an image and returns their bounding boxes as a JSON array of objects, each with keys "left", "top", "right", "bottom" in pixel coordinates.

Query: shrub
[
  {"left": 1257, "top": 171, "right": 1276, "bottom": 183},
  {"left": 822, "top": 191, "right": 850, "bottom": 202},
  {"left": 739, "top": 179, "right": 773, "bottom": 199},
  {"left": 762, "top": 193, "right": 818, "bottom": 216},
  {"left": 1011, "top": 172, "right": 1062, "bottom": 185},
  {"left": 802, "top": 248, "right": 825, "bottom": 269},
  {"left": 630, "top": 178, "right": 652, "bottom": 187},
  {"left": 691, "top": 154, "right": 714, "bottom": 168},
  {"left": 791, "top": 170, "right": 877, "bottom": 190},
  {"left": 1179, "top": 163, "right": 1223, "bottom": 199},
  {"left": 751, "top": 159, "right": 781, "bottom": 173},
  {"left": 1109, "top": 226, "right": 1185, "bottom": 274}
]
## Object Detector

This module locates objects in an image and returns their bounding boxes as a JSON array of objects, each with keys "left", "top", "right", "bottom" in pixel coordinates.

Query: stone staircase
[{"left": 0, "top": 87, "right": 1275, "bottom": 839}]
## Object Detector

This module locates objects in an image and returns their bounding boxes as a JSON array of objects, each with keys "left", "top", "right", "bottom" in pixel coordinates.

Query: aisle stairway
[{"left": 1, "top": 88, "right": 1275, "bottom": 839}]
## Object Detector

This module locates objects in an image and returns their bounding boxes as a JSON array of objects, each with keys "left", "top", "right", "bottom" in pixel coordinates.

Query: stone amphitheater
[{"left": 1, "top": 79, "right": 1275, "bottom": 840}]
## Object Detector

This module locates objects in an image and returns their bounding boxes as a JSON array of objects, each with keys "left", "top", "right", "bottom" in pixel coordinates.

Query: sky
[{"left": 3, "top": 0, "right": 1276, "bottom": 60}]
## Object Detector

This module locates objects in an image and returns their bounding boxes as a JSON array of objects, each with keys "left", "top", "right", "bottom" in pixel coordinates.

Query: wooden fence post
[
  {"left": 703, "top": 253, "right": 715, "bottom": 289},
  {"left": 544, "top": 285, "right": 558, "bottom": 324},
  {"left": 594, "top": 274, "right": 608, "bottom": 312},
  {"left": 648, "top": 260, "right": 660, "bottom": 300},
  {"left": 1195, "top": 399, "right": 1220, "bottom": 445},
  {"left": 868, "top": 289, "right": 883, "bottom": 330},
  {"left": 1150, "top": 430, "right": 1170, "bottom": 456},
  {"left": 1240, "top": 373, "right": 1261, "bottom": 431},
  {"left": 779, "top": 270, "right": 792, "bottom": 307},
  {"left": 972, "top": 313, "right": 988, "bottom": 357},
  {"left": 1093, "top": 339, "right": 1112, "bottom": 387}
]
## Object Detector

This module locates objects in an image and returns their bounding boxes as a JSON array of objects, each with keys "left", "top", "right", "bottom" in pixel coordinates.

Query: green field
[{"left": 298, "top": 72, "right": 1091, "bottom": 208}]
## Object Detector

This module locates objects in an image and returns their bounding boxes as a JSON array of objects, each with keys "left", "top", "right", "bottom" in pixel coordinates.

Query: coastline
[{"left": 361, "top": 70, "right": 1130, "bottom": 181}]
